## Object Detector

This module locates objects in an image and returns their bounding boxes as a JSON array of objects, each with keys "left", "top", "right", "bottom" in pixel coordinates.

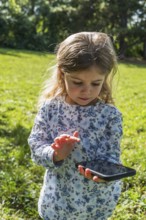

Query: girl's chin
[
  {"left": 78, "top": 97, "right": 98, "bottom": 105},
  {"left": 66, "top": 96, "right": 98, "bottom": 106}
]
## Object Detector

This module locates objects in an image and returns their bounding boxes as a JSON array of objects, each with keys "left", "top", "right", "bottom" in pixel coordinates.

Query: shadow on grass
[
  {"left": 0, "top": 123, "right": 30, "bottom": 147},
  {"left": 0, "top": 122, "right": 31, "bottom": 166},
  {"left": 11, "top": 124, "right": 30, "bottom": 146},
  {"left": 0, "top": 47, "right": 52, "bottom": 58},
  {"left": 0, "top": 122, "right": 43, "bottom": 220},
  {"left": 119, "top": 58, "right": 146, "bottom": 68}
]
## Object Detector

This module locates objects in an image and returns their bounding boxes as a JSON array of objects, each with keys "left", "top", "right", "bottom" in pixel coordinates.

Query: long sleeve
[
  {"left": 28, "top": 103, "right": 56, "bottom": 168},
  {"left": 103, "top": 110, "right": 123, "bottom": 163},
  {"left": 96, "top": 108, "right": 123, "bottom": 163}
]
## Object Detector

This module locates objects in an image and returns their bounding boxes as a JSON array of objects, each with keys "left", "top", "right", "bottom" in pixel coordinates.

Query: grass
[
  {"left": 0, "top": 48, "right": 146, "bottom": 220},
  {"left": 109, "top": 63, "right": 146, "bottom": 220}
]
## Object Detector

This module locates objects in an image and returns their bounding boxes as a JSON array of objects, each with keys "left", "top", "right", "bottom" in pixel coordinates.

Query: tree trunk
[
  {"left": 119, "top": 34, "right": 127, "bottom": 59},
  {"left": 143, "top": 40, "right": 146, "bottom": 60},
  {"left": 118, "top": 4, "right": 128, "bottom": 59}
]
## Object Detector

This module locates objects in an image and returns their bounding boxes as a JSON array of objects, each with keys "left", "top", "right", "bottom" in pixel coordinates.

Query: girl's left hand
[
  {"left": 78, "top": 165, "right": 106, "bottom": 183},
  {"left": 51, "top": 131, "right": 80, "bottom": 162}
]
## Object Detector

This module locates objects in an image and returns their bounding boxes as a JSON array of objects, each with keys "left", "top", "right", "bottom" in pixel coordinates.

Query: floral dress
[{"left": 28, "top": 96, "right": 123, "bottom": 220}]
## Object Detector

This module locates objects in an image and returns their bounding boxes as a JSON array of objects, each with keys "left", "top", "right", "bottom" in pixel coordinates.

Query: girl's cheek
[
  {"left": 69, "top": 86, "right": 80, "bottom": 93},
  {"left": 97, "top": 86, "right": 103, "bottom": 95}
]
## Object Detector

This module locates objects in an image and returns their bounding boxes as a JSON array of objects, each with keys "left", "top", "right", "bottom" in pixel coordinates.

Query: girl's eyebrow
[
  {"left": 93, "top": 79, "right": 103, "bottom": 82},
  {"left": 70, "top": 76, "right": 103, "bottom": 82}
]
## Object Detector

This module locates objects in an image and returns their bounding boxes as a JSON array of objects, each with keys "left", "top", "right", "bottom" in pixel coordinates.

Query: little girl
[{"left": 28, "top": 32, "right": 123, "bottom": 220}]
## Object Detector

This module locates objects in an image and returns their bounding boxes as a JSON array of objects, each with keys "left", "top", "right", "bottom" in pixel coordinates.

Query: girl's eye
[
  {"left": 92, "top": 83, "right": 100, "bottom": 86},
  {"left": 73, "top": 81, "right": 82, "bottom": 85},
  {"left": 72, "top": 81, "right": 101, "bottom": 86}
]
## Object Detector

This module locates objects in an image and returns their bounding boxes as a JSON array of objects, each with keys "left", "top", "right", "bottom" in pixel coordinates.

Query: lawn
[{"left": 0, "top": 48, "right": 146, "bottom": 220}]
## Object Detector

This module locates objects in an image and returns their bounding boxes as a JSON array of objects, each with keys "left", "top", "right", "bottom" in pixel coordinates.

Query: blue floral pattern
[{"left": 28, "top": 96, "right": 123, "bottom": 220}]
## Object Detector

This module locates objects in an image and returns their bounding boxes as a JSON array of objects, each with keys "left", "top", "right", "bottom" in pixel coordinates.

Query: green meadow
[{"left": 0, "top": 48, "right": 146, "bottom": 220}]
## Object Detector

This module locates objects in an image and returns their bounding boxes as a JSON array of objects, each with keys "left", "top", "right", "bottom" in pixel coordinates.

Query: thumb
[{"left": 73, "top": 131, "right": 79, "bottom": 138}]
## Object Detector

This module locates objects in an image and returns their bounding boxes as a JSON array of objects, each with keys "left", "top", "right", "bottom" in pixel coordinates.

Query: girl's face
[{"left": 64, "top": 65, "right": 105, "bottom": 106}]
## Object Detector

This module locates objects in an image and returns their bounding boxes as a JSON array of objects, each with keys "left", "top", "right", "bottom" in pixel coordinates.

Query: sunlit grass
[{"left": 0, "top": 48, "right": 146, "bottom": 219}]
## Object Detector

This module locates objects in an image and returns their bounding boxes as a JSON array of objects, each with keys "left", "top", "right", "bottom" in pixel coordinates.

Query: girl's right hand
[
  {"left": 78, "top": 165, "right": 107, "bottom": 183},
  {"left": 51, "top": 131, "right": 80, "bottom": 162}
]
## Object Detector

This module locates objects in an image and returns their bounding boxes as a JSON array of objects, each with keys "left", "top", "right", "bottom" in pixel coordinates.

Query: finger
[
  {"left": 85, "top": 168, "right": 92, "bottom": 179},
  {"left": 51, "top": 143, "right": 60, "bottom": 150},
  {"left": 60, "top": 137, "right": 75, "bottom": 144},
  {"left": 73, "top": 131, "right": 79, "bottom": 138},
  {"left": 54, "top": 138, "right": 67, "bottom": 145},
  {"left": 59, "top": 133, "right": 80, "bottom": 142},
  {"left": 59, "top": 137, "right": 69, "bottom": 144},
  {"left": 59, "top": 136, "right": 79, "bottom": 144},
  {"left": 68, "top": 138, "right": 80, "bottom": 144},
  {"left": 58, "top": 135, "right": 71, "bottom": 142},
  {"left": 78, "top": 165, "right": 85, "bottom": 175},
  {"left": 70, "top": 134, "right": 80, "bottom": 142},
  {"left": 93, "top": 176, "right": 99, "bottom": 182},
  {"left": 93, "top": 176, "right": 106, "bottom": 183},
  {"left": 54, "top": 137, "right": 60, "bottom": 142},
  {"left": 54, "top": 135, "right": 79, "bottom": 147},
  {"left": 55, "top": 136, "right": 69, "bottom": 143},
  {"left": 60, "top": 134, "right": 70, "bottom": 138}
]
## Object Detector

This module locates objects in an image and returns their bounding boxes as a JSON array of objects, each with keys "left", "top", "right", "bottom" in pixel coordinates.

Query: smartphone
[{"left": 76, "top": 159, "right": 136, "bottom": 181}]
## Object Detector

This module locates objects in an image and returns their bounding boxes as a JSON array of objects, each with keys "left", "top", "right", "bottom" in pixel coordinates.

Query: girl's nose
[{"left": 81, "top": 85, "right": 91, "bottom": 94}]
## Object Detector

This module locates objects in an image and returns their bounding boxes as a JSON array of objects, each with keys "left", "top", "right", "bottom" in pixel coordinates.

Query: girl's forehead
[{"left": 66, "top": 66, "right": 105, "bottom": 81}]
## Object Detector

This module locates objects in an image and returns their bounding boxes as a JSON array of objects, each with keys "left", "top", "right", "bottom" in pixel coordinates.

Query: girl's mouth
[{"left": 79, "top": 97, "right": 90, "bottom": 101}]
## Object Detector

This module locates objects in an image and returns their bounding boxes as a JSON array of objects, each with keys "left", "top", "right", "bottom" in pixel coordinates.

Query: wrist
[{"left": 53, "top": 152, "right": 62, "bottom": 162}]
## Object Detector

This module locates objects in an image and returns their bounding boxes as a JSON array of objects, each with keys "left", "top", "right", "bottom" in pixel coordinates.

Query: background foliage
[
  {"left": 0, "top": 1, "right": 146, "bottom": 219},
  {"left": 0, "top": 0, "right": 146, "bottom": 58},
  {"left": 0, "top": 48, "right": 146, "bottom": 219}
]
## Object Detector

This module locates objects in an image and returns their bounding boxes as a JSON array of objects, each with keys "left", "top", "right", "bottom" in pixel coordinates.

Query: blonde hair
[{"left": 39, "top": 32, "right": 118, "bottom": 107}]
